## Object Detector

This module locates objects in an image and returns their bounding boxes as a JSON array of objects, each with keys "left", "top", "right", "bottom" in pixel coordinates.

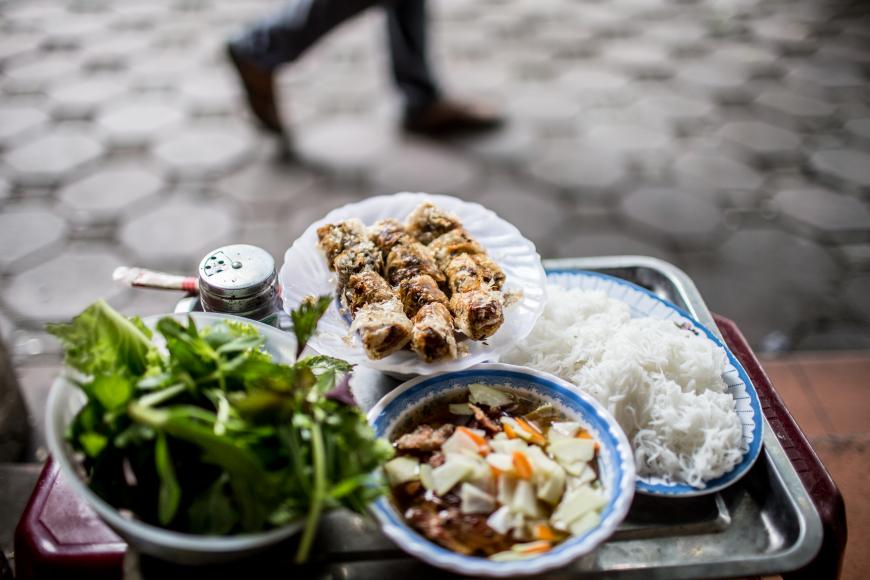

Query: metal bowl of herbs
[{"left": 45, "top": 299, "right": 393, "bottom": 565}]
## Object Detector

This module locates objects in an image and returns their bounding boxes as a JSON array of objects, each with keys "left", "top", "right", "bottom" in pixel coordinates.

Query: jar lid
[{"left": 197, "top": 244, "right": 276, "bottom": 299}]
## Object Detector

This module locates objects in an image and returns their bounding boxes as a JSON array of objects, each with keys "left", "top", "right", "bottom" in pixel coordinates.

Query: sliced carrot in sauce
[
  {"left": 577, "top": 430, "right": 593, "bottom": 439},
  {"left": 503, "top": 423, "right": 518, "bottom": 439},
  {"left": 515, "top": 417, "right": 547, "bottom": 446},
  {"left": 517, "top": 541, "right": 552, "bottom": 555},
  {"left": 457, "top": 426, "right": 490, "bottom": 454},
  {"left": 533, "top": 523, "right": 557, "bottom": 541},
  {"left": 490, "top": 465, "right": 502, "bottom": 479},
  {"left": 512, "top": 451, "right": 533, "bottom": 479}
]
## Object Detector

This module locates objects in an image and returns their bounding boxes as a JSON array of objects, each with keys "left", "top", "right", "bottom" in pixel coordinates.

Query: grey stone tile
[
  {"left": 42, "top": 15, "right": 108, "bottom": 50},
  {"left": 683, "top": 229, "right": 838, "bottom": 346},
  {"left": 673, "top": 153, "right": 764, "bottom": 206},
  {"left": 0, "top": 176, "right": 9, "bottom": 202},
  {"left": 709, "top": 42, "right": 782, "bottom": 78},
  {"left": 840, "top": 243, "right": 870, "bottom": 271},
  {"left": 118, "top": 288, "right": 188, "bottom": 319},
  {"left": 557, "top": 65, "right": 633, "bottom": 106},
  {"left": 81, "top": 34, "right": 151, "bottom": 69},
  {"left": 218, "top": 158, "right": 319, "bottom": 220},
  {"left": 508, "top": 91, "right": 581, "bottom": 129},
  {"left": 371, "top": 139, "right": 480, "bottom": 195},
  {"left": 529, "top": 146, "right": 629, "bottom": 198},
  {"left": 600, "top": 40, "right": 674, "bottom": 78},
  {"left": 621, "top": 186, "right": 724, "bottom": 247},
  {"left": 2, "top": 55, "right": 81, "bottom": 95},
  {"left": 180, "top": 72, "right": 242, "bottom": 115},
  {"left": 0, "top": 104, "right": 49, "bottom": 146},
  {"left": 0, "top": 309, "right": 14, "bottom": 343},
  {"left": 454, "top": 122, "right": 535, "bottom": 163},
  {"left": 772, "top": 186, "right": 870, "bottom": 240},
  {"left": 153, "top": 123, "right": 256, "bottom": 179},
  {"left": 787, "top": 62, "right": 865, "bottom": 92},
  {"left": 845, "top": 119, "right": 870, "bottom": 148},
  {"left": 474, "top": 179, "right": 570, "bottom": 257},
  {"left": 584, "top": 124, "right": 672, "bottom": 155},
  {"left": 0, "top": 34, "right": 42, "bottom": 63},
  {"left": 844, "top": 275, "right": 870, "bottom": 321},
  {"left": 4, "top": 246, "right": 127, "bottom": 323},
  {"left": 716, "top": 120, "right": 802, "bottom": 164},
  {"left": 677, "top": 62, "right": 751, "bottom": 102},
  {"left": 47, "top": 77, "right": 127, "bottom": 119},
  {"left": 57, "top": 163, "right": 165, "bottom": 225},
  {"left": 294, "top": 117, "right": 396, "bottom": 176},
  {"left": 630, "top": 92, "right": 714, "bottom": 133},
  {"left": 2, "top": 127, "right": 104, "bottom": 187},
  {"left": 810, "top": 149, "right": 870, "bottom": 192},
  {"left": 0, "top": 205, "right": 67, "bottom": 273},
  {"left": 754, "top": 89, "right": 836, "bottom": 128},
  {"left": 96, "top": 100, "right": 186, "bottom": 147},
  {"left": 118, "top": 194, "right": 238, "bottom": 268},
  {"left": 555, "top": 228, "right": 676, "bottom": 262}
]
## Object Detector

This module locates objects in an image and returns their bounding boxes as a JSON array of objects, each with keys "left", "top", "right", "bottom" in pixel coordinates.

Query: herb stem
[
  {"left": 138, "top": 384, "right": 185, "bottom": 408},
  {"left": 295, "top": 421, "right": 326, "bottom": 563}
]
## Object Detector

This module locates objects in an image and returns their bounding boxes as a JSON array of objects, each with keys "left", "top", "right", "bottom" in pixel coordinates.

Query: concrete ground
[{"left": 0, "top": 0, "right": 869, "bottom": 577}]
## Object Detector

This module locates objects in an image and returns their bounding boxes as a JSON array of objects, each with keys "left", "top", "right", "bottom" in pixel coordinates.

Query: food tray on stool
[{"left": 15, "top": 255, "right": 837, "bottom": 579}]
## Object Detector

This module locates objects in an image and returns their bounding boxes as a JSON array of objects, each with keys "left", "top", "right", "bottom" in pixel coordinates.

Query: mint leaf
[{"left": 290, "top": 295, "right": 331, "bottom": 357}]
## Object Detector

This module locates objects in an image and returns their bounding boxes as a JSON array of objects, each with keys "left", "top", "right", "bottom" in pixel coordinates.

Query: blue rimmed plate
[
  {"left": 545, "top": 270, "right": 764, "bottom": 497},
  {"left": 367, "top": 363, "right": 635, "bottom": 577}
]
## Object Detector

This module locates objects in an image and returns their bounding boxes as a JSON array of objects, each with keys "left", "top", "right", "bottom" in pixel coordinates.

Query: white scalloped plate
[{"left": 279, "top": 193, "right": 548, "bottom": 376}]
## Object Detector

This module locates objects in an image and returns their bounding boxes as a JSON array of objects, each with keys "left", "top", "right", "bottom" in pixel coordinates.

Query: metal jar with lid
[{"left": 197, "top": 244, "right": 282, "bottom": 325}]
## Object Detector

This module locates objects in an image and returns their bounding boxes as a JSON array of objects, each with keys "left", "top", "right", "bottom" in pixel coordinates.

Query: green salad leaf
[{"left": 51, "top": 299, "right": 392, "bottom": 563}]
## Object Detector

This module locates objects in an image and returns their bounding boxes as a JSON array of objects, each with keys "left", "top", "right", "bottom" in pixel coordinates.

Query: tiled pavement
[{"left": 0, "top": 0, "right": 869, "bottom": 574}]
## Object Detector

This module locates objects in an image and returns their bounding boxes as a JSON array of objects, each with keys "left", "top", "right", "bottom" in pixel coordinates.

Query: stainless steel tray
[{"left": 176, "top": 255, "right": 825, "bottom": 578}]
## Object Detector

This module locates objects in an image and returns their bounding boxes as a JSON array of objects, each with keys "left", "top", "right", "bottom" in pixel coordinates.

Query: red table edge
[
  {"left": 13, "top": 316, "right": 847, "bottom": 579},
  {"left": 714, "top": 314, "right": 847, "bottom": 580}
]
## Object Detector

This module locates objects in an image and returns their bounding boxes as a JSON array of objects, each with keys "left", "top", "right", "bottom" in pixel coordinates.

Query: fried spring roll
[
  {"left": 443, "top": 253, "right": 484, "bottom": 294},
  {"left": 449, "top": 290, "right": 504, "bottom": 341},
  {"left": 368, "top": 218, "right": 414, "bottom": 257},
  {"left": 385, "top": 241, "right": 445, "bottom": 287},
  {"left": 344, "top": 271, "right": 395, "bottom": 315},
  {"left": 405, "top": 202, "right": 462, "bottom": 245},
  {"left": 411, "top": 302, "right": 458, "bottom": 362},
  {"left": 333, "top": 241, "right": 383, "bottom": 289},
  {"left": 469, "top": 253, "right": 505, "bottom": 291},
  {"left": 429, "top": 228, "right": 485, "bottom": 270},
  {"left": 398, "top": 274, "right": 449, "bottom": 318},
  {"left": 317, "top": 219, "right": 367, "bottom": 268},
  {"left": 350, "top": 298, "right": 412, "bottom": 359}
]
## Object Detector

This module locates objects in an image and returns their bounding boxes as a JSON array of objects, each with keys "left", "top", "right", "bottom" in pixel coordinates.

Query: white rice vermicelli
[{"left": 502, "top": 286, "right": 745, "bottom": 487}]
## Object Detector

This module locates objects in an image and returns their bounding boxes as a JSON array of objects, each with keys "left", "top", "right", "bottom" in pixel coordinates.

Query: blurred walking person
[{"left": 227, "top": 0, "right": 502, "bottom": 137}]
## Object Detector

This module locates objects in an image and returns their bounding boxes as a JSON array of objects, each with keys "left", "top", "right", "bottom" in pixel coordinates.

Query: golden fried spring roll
[
  {"left": 350, "top": 298, "right": 412, "bottom": 359},
  {"left": 449, "top": 290, "right": 504, "bottom": 341},
  {"left": 316, "top": 219, "right": 367, "bottom": 268},
  {"left": 344, "top": 271, "right": 395, "bottom": 315},
  {"left": 410, "top": 302, "right": 458, "bottom": 362},
  {"left": 469, "top": 253, "right": 505, "bottom": 291},
  {"left": 385, "top": 241, "right": 445, "bottom": 287},
  {"left": 397, "top": 274, "right": 449, "bottom": 318},
  {"left": 333, "top": 241, "right": 383, "bottom": 289},
  {"left": 429, "top": 228, "right": 485, "bottom": 270},
  {"left": 443, "top": 253, "right": 483, "bottom": 294},
  {"left": 405, "top": 201, "right": 462, "bottom": 245},
  {"left": 368, "top": 218, "right": 414, "bottom": 257}
]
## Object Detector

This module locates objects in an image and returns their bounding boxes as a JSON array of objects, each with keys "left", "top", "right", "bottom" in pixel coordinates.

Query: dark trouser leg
[
  {"left": 386, "top": 0, "right": 441, "bottom": 115},
  {"left": 229, "top": 0, "right": 383, "bottom": 72}
]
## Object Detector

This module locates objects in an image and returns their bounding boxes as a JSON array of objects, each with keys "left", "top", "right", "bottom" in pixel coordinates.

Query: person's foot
[
  {"left": 402, "top": 99, "right": 504, "bottom": 137},
  {"left": 226, "top": 42, "right": 285, "bottom": 135}
]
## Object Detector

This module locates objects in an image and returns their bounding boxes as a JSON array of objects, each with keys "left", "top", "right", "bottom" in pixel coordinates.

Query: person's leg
[
  {"left": 228, "top": 0, "right": 381, "bottom": 133},
  {"left": 231, "top": 0, "right": 381, "bottom": 72},
  {"left": 385, "top": 0, "right": 440, "bottom": 115}
]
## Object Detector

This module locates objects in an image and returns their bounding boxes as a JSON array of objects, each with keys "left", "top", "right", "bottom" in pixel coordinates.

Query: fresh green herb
[
  {"left": 48, "top": 299, "right": 392, "bottom": 563},
  {"left": 290, "top": 295, "right": 331, "bottom": 358}
]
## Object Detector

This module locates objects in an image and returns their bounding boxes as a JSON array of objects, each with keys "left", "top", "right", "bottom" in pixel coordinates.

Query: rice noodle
[{"left": 502, "top": 286, "right": 745, "bottom": 487}]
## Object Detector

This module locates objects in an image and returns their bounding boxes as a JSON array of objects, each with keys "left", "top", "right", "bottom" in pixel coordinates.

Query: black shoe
[
  {"left": 226, "top": 43, "right": 285, "bottom": 135},
  {"left": 403, "top": 99, "right": 504, "bottom": 137}
]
